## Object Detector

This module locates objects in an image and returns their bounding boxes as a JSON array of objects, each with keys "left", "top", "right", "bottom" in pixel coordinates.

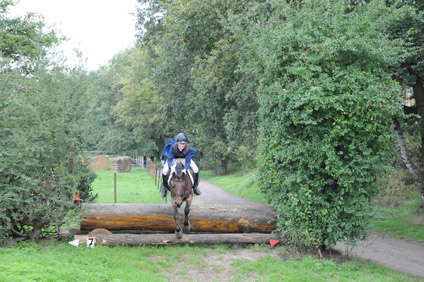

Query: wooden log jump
[
  {"left": 81, "top": 203, "right": 277, "bottom": 233},
  {"left": 75, "top": 233, "right": 282, "bottom": 246}
]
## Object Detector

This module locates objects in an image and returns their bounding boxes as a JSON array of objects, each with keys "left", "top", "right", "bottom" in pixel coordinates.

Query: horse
[{"left": 168, "top": 160, "right": 194, "bottom": 239}]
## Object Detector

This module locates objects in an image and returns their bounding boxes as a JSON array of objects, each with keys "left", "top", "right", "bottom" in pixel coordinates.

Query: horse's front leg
[
  {"left": 183, "top": 198, "right": 192, "bottom": 233},
  {"left": 173, "top": 204, "right": 183, "bottom": 239}
]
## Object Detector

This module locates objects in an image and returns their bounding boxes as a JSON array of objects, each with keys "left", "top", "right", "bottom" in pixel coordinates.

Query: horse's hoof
[
  {"left": 175, "top": 230, "right": 183, "bottom": 239},
  {"left": 183, "top": 222, "right": 191, "bottom": 233}
]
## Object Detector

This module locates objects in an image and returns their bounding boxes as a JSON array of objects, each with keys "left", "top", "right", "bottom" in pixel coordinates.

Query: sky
[{"left": 10, "top": 0, "right": 139, "bottom": 70}]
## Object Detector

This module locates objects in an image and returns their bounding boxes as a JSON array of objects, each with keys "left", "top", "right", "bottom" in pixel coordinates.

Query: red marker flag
[{"left": 269, "top": 239, "right": 279, "bottom": 247}]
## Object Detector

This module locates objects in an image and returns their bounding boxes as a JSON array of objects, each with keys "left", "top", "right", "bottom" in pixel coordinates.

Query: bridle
[
  {"left": 170, "top": 162, "right": 191, "bottom": 201},
  {"left": 171, "top": 178, "right": 186, "bottom": 200}
]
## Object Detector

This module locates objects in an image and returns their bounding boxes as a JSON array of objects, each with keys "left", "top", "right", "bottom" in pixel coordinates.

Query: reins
[{"left": 170, "top": 174, "right": 190, "bottom": 200}]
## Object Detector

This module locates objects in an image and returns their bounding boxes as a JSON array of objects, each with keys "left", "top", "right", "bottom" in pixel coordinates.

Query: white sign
[{"left": 87, "top": 236, "right": 96, "bottom": 248}]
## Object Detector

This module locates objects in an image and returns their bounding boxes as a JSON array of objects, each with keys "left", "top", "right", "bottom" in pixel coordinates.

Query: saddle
[{"left": 167, "top": 159, "right": 194, "bottom": 186}]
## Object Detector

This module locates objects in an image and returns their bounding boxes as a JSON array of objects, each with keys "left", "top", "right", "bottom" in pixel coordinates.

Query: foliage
[
  {"left": 113, "top": 48, "right": 168, "bottom": 155},
  {"left": 84, "top": 51, "right": 143, "bottom": 155},
  {"left": 238, "top": 0, "right": 408, "bottom": 248},
  {"left": 0, "top": 61, "right": 96, "bottom": 243},
  {"left": 133, "top": 0, "right": 260, "bottom": 174},
  {"left": 0, "top": 0, "right": 61, "bottom": 71},
  {"left": 383, "top": 0, "right": 424, "bottom": 200},
  {"left": 189, "top": 0, "right": 259, "bottom": 174}
]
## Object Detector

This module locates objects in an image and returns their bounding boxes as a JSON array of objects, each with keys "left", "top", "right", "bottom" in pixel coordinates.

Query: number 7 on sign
[{"left": 87, "top": 236, "right": 96, "bottom": 248}]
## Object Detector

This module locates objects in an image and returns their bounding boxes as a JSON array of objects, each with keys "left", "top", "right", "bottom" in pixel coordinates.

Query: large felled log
[
  {"left": 81, "top": 203, "right": 276, "bottom": 233},
  {"left": 74, "top": 233, "right": 281, "bottom": 246}
]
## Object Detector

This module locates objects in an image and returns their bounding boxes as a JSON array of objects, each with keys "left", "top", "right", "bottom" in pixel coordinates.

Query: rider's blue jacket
[
  {"left": 167, "top": 143, "right": 196, "bottom": 170},
  {"left": 162, "top": 138, "right": 175, "bottom": 158}
]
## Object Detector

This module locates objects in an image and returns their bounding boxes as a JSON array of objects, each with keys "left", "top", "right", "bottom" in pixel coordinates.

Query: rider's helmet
[{"left": 176, "top": 132, "right": 188, "bottom": 144}]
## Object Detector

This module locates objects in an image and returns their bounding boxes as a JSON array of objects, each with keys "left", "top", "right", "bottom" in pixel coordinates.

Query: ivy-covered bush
[
  {"left": 0, "top": 64, "right": 96, "bottom": 243},
  {"left": 240, "top": 0, "right": 407, "bottom": 248}
]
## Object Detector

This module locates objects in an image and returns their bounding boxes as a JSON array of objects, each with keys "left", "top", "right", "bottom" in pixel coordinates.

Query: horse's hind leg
[
  {"left": 183, "top": 202, "right": 191, "bottom": 233},
  {"left": 173, "top": 205, "right": 183, "bottom": 239}
]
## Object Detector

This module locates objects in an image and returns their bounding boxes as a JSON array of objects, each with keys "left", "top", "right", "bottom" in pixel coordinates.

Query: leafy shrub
[
  {"left": 0, "top": 64, "right": 96, "bottom": 243},
  {"left": 239, "top": 0, "right": 408, "bottom": 248}
]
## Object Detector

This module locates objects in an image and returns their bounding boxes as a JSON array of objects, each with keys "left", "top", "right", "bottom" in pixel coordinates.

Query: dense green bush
[
  {"left": 239, "top": 0, "right": 408, "bottom": 248},
  {"left": 0, "top": 64, "right": 96, "bottom": 243}
]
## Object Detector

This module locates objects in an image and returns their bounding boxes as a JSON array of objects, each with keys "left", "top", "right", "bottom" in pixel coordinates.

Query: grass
[
  {"left": 91, "top": 165, "right": 163, "bottom": 204},
  {"left": 203, "top": 168, "right": 424, "bottom": 243},
  {"left": 0, "top": 242, "right": 420, "bottom": 282},
  {"left": 201, "top": 169, "right": 268, "bottom": 204},
  {"left": 231, "top": 254, "right": 418, "bottom": 282},
  {"left": 1, "top": 165, "right": 423, "bottom": 281},
  {"left": 372, "top": 194, "right": 424, "bottom": 242}
]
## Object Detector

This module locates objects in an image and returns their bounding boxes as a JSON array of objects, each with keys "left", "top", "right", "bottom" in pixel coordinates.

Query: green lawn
[
  {"left": 0, "top": 241, "right": 420, "bottom": 282},
  {"left": 203, "top": 168, "right": 424, "bottom": 243},
  {"left": 91, "top": 166, "right": 164, "bottom": 204},
  {"left": 201, "top": 169, "right": 268, "bottom": 204},
  {"left": 372, "top": 195, "right": 424, "bottom": 242},
  {"left": 1, "top": 166, "right": 422, "bottom": 281}
]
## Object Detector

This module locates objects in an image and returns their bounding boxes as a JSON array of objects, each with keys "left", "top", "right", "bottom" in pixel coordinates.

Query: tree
[
  {"left": 114, "top": 47, "right": 169, "bottom": 155},
  {"left": 384, "top": 0, "right": 424, "bottom": 208},
  {"left": 239, "top": 0, "right": 407, "bottom": 249},
  {"left": 0, "top": 2, "right": 96, "bottom": 242},
  {"left": 135, "top": 0, "right": 259, "bottom": 174},
  {"left": 84, "top": 52, "right": 142, "bottom": 155},
  {"left": 0, "top": 63, "right": 97, "bottom": 242},
  {"left": 0, "top": 0, "right": 61, "bottom": 70}
]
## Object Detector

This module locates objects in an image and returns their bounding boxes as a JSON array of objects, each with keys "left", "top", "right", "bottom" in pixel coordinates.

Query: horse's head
[
  {"left": 171, "top": 162, "right": 187, "bottom": 208},
  {"left": 175, "top": 162, "right": 184, "bottom": 179}
]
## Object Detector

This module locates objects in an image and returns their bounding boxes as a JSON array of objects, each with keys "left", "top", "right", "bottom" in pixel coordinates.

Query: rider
[{"left": 162, "top": 133, "right": 201, "bottom": 196}]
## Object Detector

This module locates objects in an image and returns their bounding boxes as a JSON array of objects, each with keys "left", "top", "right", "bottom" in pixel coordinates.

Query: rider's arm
[
  {"left": 167, "top": 146, "right": 175, "bottom": 167},
  {"left": 163, "top": 138, "right": 175, "bottom": 158},
  {"left": 184, "top": 147, "right": 196, "bottom": 170}
]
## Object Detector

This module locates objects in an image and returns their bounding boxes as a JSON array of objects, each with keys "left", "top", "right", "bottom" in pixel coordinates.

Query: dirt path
[
  {"left": 189, "top": 179, "right": 424, "bottom": 278},
  {"left": 334, "top": 232, "right": 424, "bottom": 278},
  {"left": 191, "top": 178, "right": 269, "bottom": 207}
]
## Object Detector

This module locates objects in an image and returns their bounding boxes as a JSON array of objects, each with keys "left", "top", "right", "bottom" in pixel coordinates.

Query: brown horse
[{"left": 169, "top": 160, "right": 193, "bottom": 239}]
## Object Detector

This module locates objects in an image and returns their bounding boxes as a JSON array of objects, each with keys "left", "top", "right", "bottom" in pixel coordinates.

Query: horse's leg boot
[{"left": 193, "top": 172, "right": 201, "bottom": 195}]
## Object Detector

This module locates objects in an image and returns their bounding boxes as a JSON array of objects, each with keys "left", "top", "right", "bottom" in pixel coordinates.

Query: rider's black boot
[
  {"left": 161, "top": 175, "right": 168, "bottom": 198},
  {"left": 193, "top": 172, "right": 201, "bottom": 195}
]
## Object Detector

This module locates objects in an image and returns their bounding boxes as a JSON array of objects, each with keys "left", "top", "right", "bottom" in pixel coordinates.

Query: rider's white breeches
[{"left": 163, "top": 160, "right": 199, "bottom": 175}]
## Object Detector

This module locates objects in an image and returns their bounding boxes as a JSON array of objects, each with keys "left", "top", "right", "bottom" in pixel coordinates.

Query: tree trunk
[
  {"left": 412, "top": 78, "right": 424, "bottom": 211},
  {"left": 80, "top": 203, "right": 276, "bottom": 233},
  {"left": 216, "top": 159, "right": 228, "bottom": 175},
  {"left": 393, "top": 120, "right": 419, "bottom": 178},
  {"left": 74, "top": 233, "right": 282, "bottom": 246},
  {"left": 29, "top": 218, "right": 50, "bottom": 242}
]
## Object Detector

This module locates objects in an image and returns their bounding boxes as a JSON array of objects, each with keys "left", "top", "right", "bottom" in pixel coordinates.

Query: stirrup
[
  {"left": 193, "top": 186, "right": 201, "bottom": 196},
  {"left": 161, "top": 186, "right": 168, "bottom": 198}
]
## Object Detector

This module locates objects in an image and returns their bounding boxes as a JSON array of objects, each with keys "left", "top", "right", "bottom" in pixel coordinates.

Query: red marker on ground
[{"left": 269, "top": 239, "right": 279, "bottom": 247}]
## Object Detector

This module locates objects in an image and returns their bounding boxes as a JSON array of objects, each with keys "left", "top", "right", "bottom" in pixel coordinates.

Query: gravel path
[
  {"left": 192, "top": 178, "right": 424, "bottom": 278},
  {"left": 334, "top": 232, "right": 424, "bottom": 278},
  {"left": 191, "top": 179, "right": 269, "bottom": 207}
]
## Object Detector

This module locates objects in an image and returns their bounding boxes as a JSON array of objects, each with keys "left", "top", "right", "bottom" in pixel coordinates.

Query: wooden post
[
  {"left": 114, "top": 173, "right": 117, "bottom": 203},
  {"left": 154, "top": 166, "right": 157, "bottom": 186}
]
